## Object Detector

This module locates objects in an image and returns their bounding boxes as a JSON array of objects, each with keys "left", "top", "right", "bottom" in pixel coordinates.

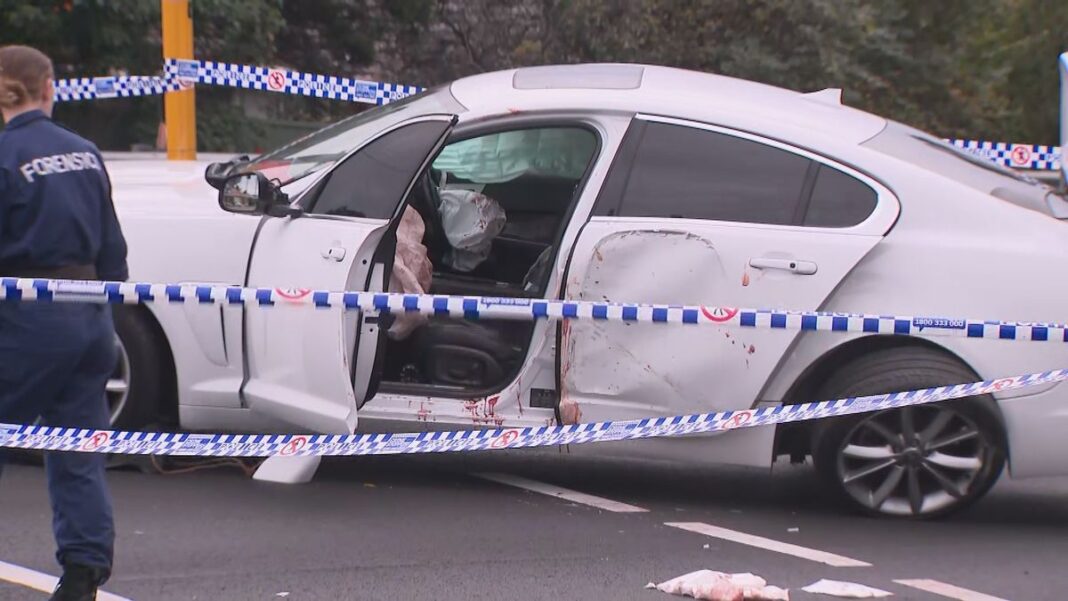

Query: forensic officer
[{"left": 0, "top": 45, "right": 128, "bottom": 601}]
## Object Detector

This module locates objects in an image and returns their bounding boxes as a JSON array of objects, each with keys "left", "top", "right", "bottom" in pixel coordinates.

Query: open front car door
[{"left": 240, "top": 114, "right": 457, "bottom": 434}]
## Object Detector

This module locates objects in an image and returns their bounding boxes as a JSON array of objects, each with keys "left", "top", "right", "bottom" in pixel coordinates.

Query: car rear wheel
[
  {"left": 107, "top": 332, "right": 132, "bottom": 423},
  {"left": 111, "top": 306, "right": 171, "bottom": 429},
  {"left": 811, "top": 347, "right": 1006, "bottom": 519}
]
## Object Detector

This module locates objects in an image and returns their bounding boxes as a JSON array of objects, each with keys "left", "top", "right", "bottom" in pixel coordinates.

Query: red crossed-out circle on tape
[
  {"left": 723, "top": 410, "right": 753, "bottom": 430},
  {"left": 275, "top": 288, "right": 311, "bottom": 302},
  {"left": 279, "top": 435, "right": 308, "bottom": 456},
  {"left": 81, "top": 431, "right": 110, "bottom": 452},
  {"left": 1010, "top": 145, "right": 1032, "bottom": 166},
  {"left": 491, "top": 429, "right": 520, "bottom": 449},
  {"left": 990, "top": 378, "right": 1015, "bottom": 392},
  {"left": 267, "top": 70, "right": 287, "bottom": 91},
  {"left": 701, "top": 306, "right": 739, "bottom": 323}
]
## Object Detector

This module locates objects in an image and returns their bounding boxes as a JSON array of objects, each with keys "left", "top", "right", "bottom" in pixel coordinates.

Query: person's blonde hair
[{"left": 0, "top": 45, "right": 54, "bottom": 110}]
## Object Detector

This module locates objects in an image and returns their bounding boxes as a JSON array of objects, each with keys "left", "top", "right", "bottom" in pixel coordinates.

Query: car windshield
[{"left": 243, "top": 85, "right": 466, "bottom": 185}]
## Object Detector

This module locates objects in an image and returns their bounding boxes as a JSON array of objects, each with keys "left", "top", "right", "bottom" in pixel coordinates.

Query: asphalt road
[{"left": 1, "top": 449, "right": 1066, "bottom": 601}]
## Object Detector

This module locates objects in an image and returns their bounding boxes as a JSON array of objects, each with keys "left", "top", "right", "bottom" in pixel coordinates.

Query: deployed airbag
[
  {"left": 432, "top": 128, "right": 595, "bottom": 183},
  {"left": 438, "top": 189, "right": 506, "bottom": 272}
]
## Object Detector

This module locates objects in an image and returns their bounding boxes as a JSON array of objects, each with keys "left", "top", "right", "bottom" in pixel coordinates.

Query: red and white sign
[
  {"left": 723, "top": 411, "right": 753, "bottom": 430},
  {"left": 266, "top": 69, "right": 287, "bottom": 92},
  {"left": 279, "top": 435, "right": 308, "bottom": 456},
  {"left": 274, "top": 288, "right": 311, "bottom": 303},
  {"left": 701, "top": 306, "right": 739, "bottom": 323},
  {"left": 491, "top": 429, "right": 520, "bottom": 449},
  {"left": 1010, "top": 145, "right": 1032, "bottom": 166},
  {"left": 81, "top": 431, "right": 111, "bottom": 452}
]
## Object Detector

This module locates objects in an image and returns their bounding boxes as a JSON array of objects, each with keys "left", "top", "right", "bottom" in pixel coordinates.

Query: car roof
[{"left": 449, "top": 64, "right": 887, "bottom": 146}]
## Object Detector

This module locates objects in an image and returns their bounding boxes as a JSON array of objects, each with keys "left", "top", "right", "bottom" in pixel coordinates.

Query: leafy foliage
[{"left": 1, "top": 0, "right": 1064, "bottom": 149}]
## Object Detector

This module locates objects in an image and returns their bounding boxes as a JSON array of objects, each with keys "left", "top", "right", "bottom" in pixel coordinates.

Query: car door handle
[
  {"left": 321, "top": 246, "right": 346, "bottom": 262},
  {"left": 749, "top": 257, "right": 818, "bottom": 275}
]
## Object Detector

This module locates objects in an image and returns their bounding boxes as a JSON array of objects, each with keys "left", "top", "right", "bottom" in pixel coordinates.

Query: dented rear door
[{"left": 558, "top": 115, "right": 899, "bottom": 466}]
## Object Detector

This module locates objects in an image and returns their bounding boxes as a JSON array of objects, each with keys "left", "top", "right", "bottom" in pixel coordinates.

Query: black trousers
[{"left": 0, "top": 302, "right": 116, "bottom": 577}]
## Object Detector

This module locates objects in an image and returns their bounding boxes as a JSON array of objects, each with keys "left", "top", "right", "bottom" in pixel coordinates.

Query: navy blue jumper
[{"left": 0, "top": 109, "right": 128, "bottom": 577}]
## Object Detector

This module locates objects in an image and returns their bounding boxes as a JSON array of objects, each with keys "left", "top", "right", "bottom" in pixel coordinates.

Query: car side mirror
[
  {"left": 218, "top": 172, "right": 298, "bottom": 217},
  {"left": 205, "top": 155, "right": 250, "bottom": 189}
]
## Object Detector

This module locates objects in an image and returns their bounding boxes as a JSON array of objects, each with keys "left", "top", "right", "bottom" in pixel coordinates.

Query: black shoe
[{"left": 49, "top": 564, "right": 105, "bottom": 601}]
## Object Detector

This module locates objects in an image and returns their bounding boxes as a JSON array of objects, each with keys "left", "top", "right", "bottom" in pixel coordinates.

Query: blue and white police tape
[
  {"left": 54, "top": 61, "right": 422, "bottom": 106},
  {"left": 163, "top": 58, "right": 423, "bottom": 106},
  {"left": 50, "top": 59, "right": 1060, "bottom": 171},
  {"left": 949, "top": 139, "right": 1062, "bottom": 171},
  {"left": 3, "top": 277, "right": 1068, "bottom": 344},
  {"left": 1, "top": 368, "right": 1063, "bottom": 457},
  {"left": 53, "top": 75, "right": 183, "bottom": 102}
]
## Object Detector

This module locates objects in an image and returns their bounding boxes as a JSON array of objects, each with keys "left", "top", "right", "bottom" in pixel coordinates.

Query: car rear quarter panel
[{"left": 762, "top": 151, "right": 1068, "bottom": 478}]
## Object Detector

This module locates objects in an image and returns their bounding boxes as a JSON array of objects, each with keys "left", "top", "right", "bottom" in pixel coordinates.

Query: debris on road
[
  {"left": 646, "top": 569, "right": 790, "bottom": 600},
  {"left": 801, "top": 579, "right": 892, "bottom": 598}
]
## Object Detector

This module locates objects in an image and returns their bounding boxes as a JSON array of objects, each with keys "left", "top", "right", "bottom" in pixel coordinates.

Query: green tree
[
  {"left": 0, "top": 0, "right": 286, "bottom": 151},
  {"left": 982, "top": 0, "right": 1068, "bottom": 143},
  {"left": 2, "top": 0, "right": 1063, "bottom": 151},
  {"left": 378, "top": 0, "right": 1064, "bottom": 144}
]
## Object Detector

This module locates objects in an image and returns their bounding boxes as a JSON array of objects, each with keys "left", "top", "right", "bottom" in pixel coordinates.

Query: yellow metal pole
[{"left": 162, "top": 0, "right": 196, "bottom": 160}]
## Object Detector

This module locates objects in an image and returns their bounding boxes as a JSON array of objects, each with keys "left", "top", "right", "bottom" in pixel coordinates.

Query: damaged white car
[{"left": 104, "top": 63, "right": 1068, "bottom": 518}]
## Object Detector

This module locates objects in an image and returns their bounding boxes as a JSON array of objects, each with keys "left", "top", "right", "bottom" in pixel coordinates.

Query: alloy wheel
[
  {"left": 835, "top": 405, "right": 998, "bottom": 517},
  {"left": 106, "top": 334, "right": 131, "bottom": 425}
]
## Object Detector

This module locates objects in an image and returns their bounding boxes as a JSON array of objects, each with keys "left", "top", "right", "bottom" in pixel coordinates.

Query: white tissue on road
[
  {"left": 646, "top": 569, "right": 790, "bottom": 600},
  {"left": 801, "top": 579, "right": 892, "bottom": 598}
]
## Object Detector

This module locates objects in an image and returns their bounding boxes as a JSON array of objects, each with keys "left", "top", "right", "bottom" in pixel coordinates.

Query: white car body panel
[
  {"left": 560, "top": 114, "right": 899, "bottom": 419},
  {"left": 243, "top": 215, "right": 387, "bottom": 433},
  {"left": 762, "top": 151, "right": 1068, "bottom": 477},
  {"left": 448, "top": 66, "right": 888, "bottom": 148},
  {"left": 104, "top": 64, "right": 1068, "bottom": 481},
  {"left": 108, "top": 159, "right": 254, "bottom": 415}
]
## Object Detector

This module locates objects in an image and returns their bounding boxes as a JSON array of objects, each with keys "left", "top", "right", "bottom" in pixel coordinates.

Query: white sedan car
[{"left": 104, "top": 64, "right": 1068, "bottom": 518}]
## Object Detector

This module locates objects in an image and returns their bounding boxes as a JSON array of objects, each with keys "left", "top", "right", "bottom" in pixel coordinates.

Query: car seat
[
  {"left": 409, "top": 250, "right": 552, "bottom": 388},
  {"left": 401, "top": 170, "right": 562, "bottom": 389}
]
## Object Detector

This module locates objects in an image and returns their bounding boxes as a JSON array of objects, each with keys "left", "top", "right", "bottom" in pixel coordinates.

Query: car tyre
[
  {"left": 111, "top": 306, "right": 170, "bottom": 429},
  {"left": 811, "top": 347, "right": 1006, "bottom": 519}
]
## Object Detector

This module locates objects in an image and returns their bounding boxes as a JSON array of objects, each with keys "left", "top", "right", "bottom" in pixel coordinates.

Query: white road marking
[
  {"left": 0, "top": 559, "right": 132, "bottom": 601},
  {"left": 664, "top": 522, "right": 871, "bottom": 567},
  {"left": 895, "top": 579, "right": 1010, "bottom": 601},
  {"left": 475, "top": 473, "right": 649, "bottom": 513}
]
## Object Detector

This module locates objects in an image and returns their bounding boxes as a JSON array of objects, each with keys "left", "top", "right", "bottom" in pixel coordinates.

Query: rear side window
[
  {"left": 616, "top": 122, "right": 811, "bottom": 225},
  {"left": 804, "top": 166, "right": 878, "bottom": 227}
]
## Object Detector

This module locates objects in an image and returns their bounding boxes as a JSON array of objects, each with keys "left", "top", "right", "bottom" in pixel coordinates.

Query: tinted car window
[
  {"left": 247, "top": 86, "right": 464, "bottom": 184},
  {"left": 804, "top": 166, "right": 878, "bottom": 227},
  {"left": 618, "top": 122, "right": 811, "bottom": 225},
  {"left": 310, "top": 120, "right": 452, "bottom": 219}
]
